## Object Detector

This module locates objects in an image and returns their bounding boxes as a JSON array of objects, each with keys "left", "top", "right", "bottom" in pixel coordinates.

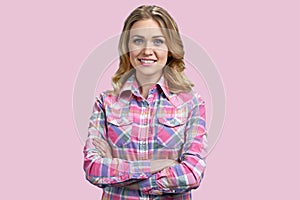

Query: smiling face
[{"left": 128, "top": 19, "right": 169, "bottom": 84}]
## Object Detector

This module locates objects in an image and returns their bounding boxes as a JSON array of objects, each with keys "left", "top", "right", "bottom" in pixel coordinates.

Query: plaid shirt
[{"left": 83, "top": 73, "right": 208, "bottom": 200}]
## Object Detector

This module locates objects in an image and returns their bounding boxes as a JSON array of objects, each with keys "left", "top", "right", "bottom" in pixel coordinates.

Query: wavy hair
[{"left": 112, "top": 5, "right": 194, "bottom": 94}]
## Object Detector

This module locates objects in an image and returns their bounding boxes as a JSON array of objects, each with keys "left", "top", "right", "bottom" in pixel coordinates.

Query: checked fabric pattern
[{"left": 83, "top": 73, "right": 208, "bottom": 200}]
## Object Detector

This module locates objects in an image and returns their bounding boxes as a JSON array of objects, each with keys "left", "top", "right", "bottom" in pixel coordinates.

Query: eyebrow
[{"left": 130, "top": 35, "right": 165, "bottom": 39}]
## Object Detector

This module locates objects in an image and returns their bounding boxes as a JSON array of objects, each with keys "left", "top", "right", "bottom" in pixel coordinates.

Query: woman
[{"left": 83, "top": 5, "right": 208, "bottom": 200}]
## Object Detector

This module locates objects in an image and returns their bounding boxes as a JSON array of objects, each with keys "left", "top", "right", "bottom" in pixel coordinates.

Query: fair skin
[
  {"left": 128, "top": 19, "right": 169, "bottom": 99},
  {"left": 92, "top": 19, "right": 178, "bottom": 190}
]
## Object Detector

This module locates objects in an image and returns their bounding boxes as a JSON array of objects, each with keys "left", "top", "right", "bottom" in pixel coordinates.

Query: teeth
[{"left": 140, "top": 59, "right": 155, "bottom": 64}]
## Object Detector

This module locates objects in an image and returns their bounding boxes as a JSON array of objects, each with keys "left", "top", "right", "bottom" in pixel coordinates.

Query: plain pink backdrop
[{"left": 0, "top": 0, "right": 299, "bottom": 199}]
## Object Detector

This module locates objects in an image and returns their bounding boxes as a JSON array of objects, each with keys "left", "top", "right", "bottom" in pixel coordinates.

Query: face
[{"left": 128, "top": 19, "right": 169, "bottom": 83}]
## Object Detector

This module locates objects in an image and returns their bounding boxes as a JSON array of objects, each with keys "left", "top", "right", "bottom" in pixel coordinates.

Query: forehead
[{"left": 129, "top": 19, "right": 164, "bottom": 37}]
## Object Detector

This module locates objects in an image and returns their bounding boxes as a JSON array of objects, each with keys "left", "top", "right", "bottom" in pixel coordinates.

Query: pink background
[{"left": 1, "top": 0, "right": 299, "bottom": 199}]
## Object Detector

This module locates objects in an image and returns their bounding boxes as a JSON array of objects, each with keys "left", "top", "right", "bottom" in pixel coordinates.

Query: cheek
[
  {"left": 157, "top": 51, "right": 169, "bottom": 62},
  {"left": 129, "top": 50, "right": 140, "bottom": 67},
  {"left": 128, "top": 44, "right": 141, "bottom": 58},
  {"left": 129, "top": 50, "right": 139, "bottom": 57}
]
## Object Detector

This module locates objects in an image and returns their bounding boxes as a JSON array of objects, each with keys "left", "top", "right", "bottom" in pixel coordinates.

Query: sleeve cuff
[
  {"left": 130, "top": 160, "right": 151, "bottom": 179},
  {"left": 138, "top": 174, "right": 163, "bottom": 195}
]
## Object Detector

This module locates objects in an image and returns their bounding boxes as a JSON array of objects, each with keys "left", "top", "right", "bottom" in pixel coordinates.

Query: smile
[{"left": 138, "top": 58, "right": 157, "bottom": 65}]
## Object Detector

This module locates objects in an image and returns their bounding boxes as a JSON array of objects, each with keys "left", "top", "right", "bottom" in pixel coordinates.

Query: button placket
[
  {"left": 140, "top": 140, "right": 147, "bottom": 150},
  {"left": 138, "top": 101, "right": 148, "bottom": 160}
]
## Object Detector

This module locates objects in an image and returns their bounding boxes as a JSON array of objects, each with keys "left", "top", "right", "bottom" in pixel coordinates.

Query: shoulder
[
  {"left": 173, "top": 90, "right": 205, "bottom": 108},
  {"left": 95, "top": 90, "right": 118, "bottom": 106},
  {"left": 95, "top": 89, "right": 132, "bottom": 108}
]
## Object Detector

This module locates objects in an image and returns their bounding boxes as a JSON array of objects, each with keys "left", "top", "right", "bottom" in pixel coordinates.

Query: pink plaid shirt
[{"left": 83, "top": 73, "right": 208, "bottom": 199}]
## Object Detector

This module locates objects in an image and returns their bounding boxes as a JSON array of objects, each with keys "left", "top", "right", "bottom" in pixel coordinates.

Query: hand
[
  {"left": 151, "top": 159, "right": 179, "bottom": 174},
  {"left": 123, "top": 159, "right": 178, "bottom": 190},
  {"left": 92, "top": 138, "right": 113, "bottom": 159}
]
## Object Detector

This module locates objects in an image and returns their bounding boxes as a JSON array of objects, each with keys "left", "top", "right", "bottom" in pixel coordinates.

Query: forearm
[
  {"left": 122, "top": 159, "right": 179, "bottom": 190},
  {"left": 138, "top": 130, "right": 208, "bottom": 195},
  {"left": 150, "top": 159, "right": 178, "bottom": 174},
  {"left": 83, "top": 145, "right": 151, "bottom": 187},
  {"left": 90, "top": 137, "right": 178, "bottom": 188},
  {"left": 138, "top": 155, "right": 206, "bottom": 195}
]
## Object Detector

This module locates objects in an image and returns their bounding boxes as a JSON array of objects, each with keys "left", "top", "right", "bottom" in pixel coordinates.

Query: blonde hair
[{"left": 112, "top": 5, "right": 194, "bottom": 94}]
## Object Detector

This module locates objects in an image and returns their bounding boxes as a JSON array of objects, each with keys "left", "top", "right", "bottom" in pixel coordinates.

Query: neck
[{"left": 135, "top": 71, "right": 162, "bottom": 99}]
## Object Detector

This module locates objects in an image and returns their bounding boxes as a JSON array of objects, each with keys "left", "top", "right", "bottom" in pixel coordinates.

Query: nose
[
  {"left": 143, "top": 42, "right": 154, "bottom": 55},
  {"left": 143, "top": 48, "right": 153, "bottom": 56}
]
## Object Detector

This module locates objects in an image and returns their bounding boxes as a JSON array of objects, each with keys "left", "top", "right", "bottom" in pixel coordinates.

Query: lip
[{"left": 138, "top": 58, "right": 157, "bottom": 66}]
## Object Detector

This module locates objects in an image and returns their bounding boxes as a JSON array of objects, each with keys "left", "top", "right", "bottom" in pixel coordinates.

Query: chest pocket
[
  {"left": 106, "top": 104, "right": 133, "bottom": 147},
  {"left": 156, "top": 105, "right": 188, "bottom": 149}
]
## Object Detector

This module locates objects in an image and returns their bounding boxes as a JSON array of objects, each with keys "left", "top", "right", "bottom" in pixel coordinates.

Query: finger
[
  {"left": 92, "top": 140, "right": 101, "bottom": 148},
  {"left": 99, "top": 141, "right": 112, "bottom": 153},
  {"left": 93, "top": 138, "right": 106, "bottom": 147},
  {"left": 93, "top": 139, "right": 109, "bottom": 149},
  {"left": 94, "top": 138, "right": 106, "bottom": 143},
  {"left": 97, "top": 148, "right": 106, "bottom": 157},
  {"left": 98, "top": 138, "right": 110, "bottom": 146},
  {"left": 93, "top": 138, "right": 102, "bottom": 145},
  {"left": 93, "top": 139, "right": 106, "bottom": 150},
  {"left": 97, "top": 140, "right": 111, "bottom": 150},
  {"left": 94, "top": 144, "right": 106, "bottom": 153},
  {"left": 93, "top": 142, "right": 106, "bottom": 152},
  {"left": 93, "top": 139, "right": 112, "bottom": 156}
]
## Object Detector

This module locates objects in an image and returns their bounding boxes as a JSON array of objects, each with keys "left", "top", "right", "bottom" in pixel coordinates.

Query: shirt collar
[{"left": 117, "top": 70, "right": 184, "bottom": 107}]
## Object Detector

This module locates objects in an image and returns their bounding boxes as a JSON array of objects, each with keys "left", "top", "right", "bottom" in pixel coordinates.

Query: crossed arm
[
  {"left": 83, "top": 95, "right": 207, "bottom": 195},
  {"left": 92, "top": 138, "right": 178, "bottom": 190}
]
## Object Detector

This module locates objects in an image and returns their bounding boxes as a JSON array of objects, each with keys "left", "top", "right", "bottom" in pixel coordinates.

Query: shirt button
[{"left": 140, "top": 141, "right": 146, "bottom": 149}]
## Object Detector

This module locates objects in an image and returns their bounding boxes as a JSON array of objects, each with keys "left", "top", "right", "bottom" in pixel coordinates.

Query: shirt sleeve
[
  {"left": 138, "top": 95, "right": 208, "bottom": 195},
  {"left": 83, "top": 94, "right": 151, "bottom": 188}
]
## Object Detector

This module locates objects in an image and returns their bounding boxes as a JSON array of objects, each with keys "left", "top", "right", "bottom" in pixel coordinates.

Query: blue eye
[
  {"left": 133, "top": 38, "right": 144, "bottom": 45},
  {"left": 153, "top": 39, "right": 164, "bottom": 46}
]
